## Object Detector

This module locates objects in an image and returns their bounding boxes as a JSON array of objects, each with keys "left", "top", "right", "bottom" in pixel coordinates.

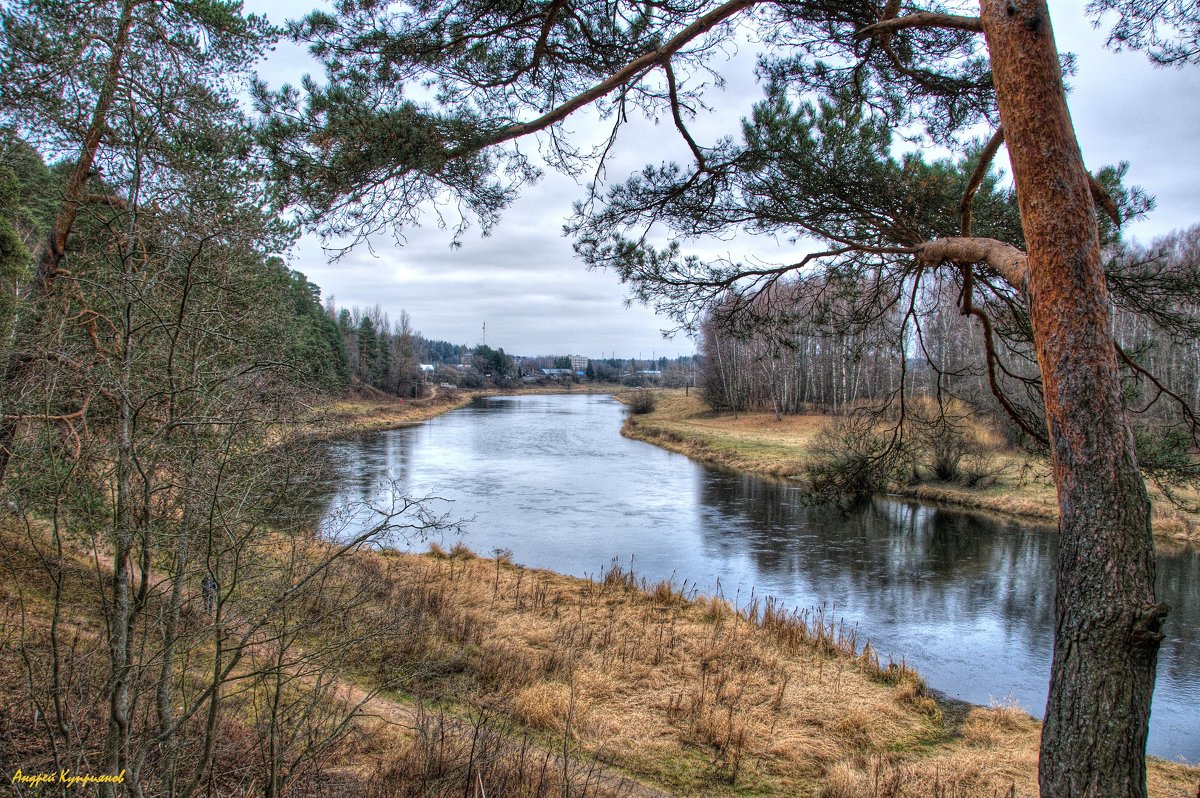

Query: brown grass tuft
[
  {"left": 511, "top": 681, "right": 592, "bottom": 737},
  {"left": 448, "top": 540, "right": 476, "bottom": 559}
]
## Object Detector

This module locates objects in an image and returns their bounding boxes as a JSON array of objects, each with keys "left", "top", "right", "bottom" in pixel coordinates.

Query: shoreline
[
  {"left": 354, "top": 544, "right": 1200, "bottom": 792},
  {"left": 618, "top": 390, "right": 1200, "bottom": 543},
  {"left": 295, "top": 384, "right": 609, "bottom": 443},
  {"left": 365, "top": 546, "right": 1198, "bottom": 791}
]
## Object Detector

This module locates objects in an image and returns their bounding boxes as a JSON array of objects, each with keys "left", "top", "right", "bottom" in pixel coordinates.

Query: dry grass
[
  {"left": 346, "top": 549, "right": 1198, "bottom": 797},
  {"left": 623, "top": 390, "right": 1200, "bottom": 541},
  {"left": 302, "top": 389, "right": 476, "bottom": 440},
  {"left": 622, "top": 391, "right": 827, "bottom": 479},
  {"left": 449, "top": 540, "right": 476, "bottom": 559},
  {"left": 2, "top": 518, "right": 1196, "bottom": 797},
  {"left": 361, "top": 706, "right": 637, "bottom": 798}
]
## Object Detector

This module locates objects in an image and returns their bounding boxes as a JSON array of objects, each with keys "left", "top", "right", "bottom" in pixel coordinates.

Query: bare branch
[
  {"left": 960, "top": 126, "right": 1005, "bottom": 237},
  {"left": 664, "top": 60, "right": 706, "bottom": 170},
  {"left": 528, "top": 0, "right": 567, "bottom": 76},
  {"left": 455, "top": 0, "right": 763, "bottom": 154},
  {"left": 1115, "top": 342, "right": 1200, "bottom": 436},
  {"left": 81, "top": 193, "right": 128, "bottom": 209},
  {"left": 916, "top": 236, "right": 1029, "bottom": 294}
]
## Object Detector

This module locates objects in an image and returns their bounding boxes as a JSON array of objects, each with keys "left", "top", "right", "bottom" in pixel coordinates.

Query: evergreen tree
[{"left": 355, "top": 316, "right": 378, "bottom": 387}]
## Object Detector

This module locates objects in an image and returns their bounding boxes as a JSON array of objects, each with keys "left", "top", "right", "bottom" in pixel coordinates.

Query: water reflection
[{"left": 314, "top": 393, "right": 1198, "bottom": 762}]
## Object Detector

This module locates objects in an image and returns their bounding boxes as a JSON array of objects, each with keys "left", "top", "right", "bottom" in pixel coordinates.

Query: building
[{"left": 569, "top": 354, "right": 588, "bottom": 372}]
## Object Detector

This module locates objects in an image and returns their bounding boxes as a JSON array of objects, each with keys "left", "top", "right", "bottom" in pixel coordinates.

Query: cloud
[{"left": 253, "top": 0, "right": 1200, "bottom": 358}]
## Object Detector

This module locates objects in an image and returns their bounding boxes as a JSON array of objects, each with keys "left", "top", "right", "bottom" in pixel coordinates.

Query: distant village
[{"left": 426, "top": 347, "right": 697, "bottom": 391}]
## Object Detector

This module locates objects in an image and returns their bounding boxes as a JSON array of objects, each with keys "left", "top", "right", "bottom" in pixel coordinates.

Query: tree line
[{"left": 698, "top": 225, "right": 1200, "bottom": 444}]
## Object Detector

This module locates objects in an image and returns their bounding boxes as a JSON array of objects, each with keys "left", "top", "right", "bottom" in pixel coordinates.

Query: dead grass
[
  {"left": 300, "top": 389, "right": 476, "bottom": 440},
  {"left": 361, "top": 706, "right": 637, "bottom": 798},
  {"left": 2, "top": 519, "right": 1197, "bottom": 797},
  {"left": 345, "top": 549, "right": 1198, "bottom": 797},
  {"left": 448, "top": 540, "right": 476, "bottom": 559},
  {"left": 623, "top": 390, "right": 1200, "bottom": 541}
]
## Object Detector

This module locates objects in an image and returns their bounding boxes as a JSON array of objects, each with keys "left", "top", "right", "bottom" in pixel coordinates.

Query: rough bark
[
  {"left": 915, "top": 236, "right": 1028, "bottom": 292},
  {"left": 980, "top": 2, "right": 1166, "bottom": 796}
]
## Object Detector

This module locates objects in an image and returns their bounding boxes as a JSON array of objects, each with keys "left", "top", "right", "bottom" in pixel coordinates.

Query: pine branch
[{"left": 854, "top": 12, "right": 984, "bottom": 41}]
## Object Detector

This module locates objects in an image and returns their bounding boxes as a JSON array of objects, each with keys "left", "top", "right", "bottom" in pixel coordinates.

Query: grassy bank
[
  {"left": 296, "top": 389, "right": 475, "bottom": 440},
  {"left": 4, "top": 516, "right": 1197, "bottom": 796},
  {"left": 298, "top": 384, "right": 613, "bottom": 442},
  {"left": 353, "top": 546, "right": 1198, "bottom": 796},
  {"left": 620, "top": 390, "right": 1200, "bottom": 542}
]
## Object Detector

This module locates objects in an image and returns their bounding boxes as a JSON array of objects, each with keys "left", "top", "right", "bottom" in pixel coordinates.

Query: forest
[{"left": 2, "top": 0, "right": 1200, "bottom": 797}]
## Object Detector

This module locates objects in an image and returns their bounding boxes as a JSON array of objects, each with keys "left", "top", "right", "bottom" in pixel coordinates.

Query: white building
[{"left": 569, "top": 354, "right": 588, "bottom": 372}]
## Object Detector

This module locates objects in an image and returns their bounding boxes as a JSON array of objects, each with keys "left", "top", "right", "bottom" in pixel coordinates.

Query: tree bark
[{"left": 980, "top": 2, "right": 1166, "bottom": 796}]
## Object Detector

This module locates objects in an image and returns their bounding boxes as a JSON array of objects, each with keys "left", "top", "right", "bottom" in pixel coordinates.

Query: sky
[{"left": 244, "top": 1, "right": 1200, "bottom": 359}]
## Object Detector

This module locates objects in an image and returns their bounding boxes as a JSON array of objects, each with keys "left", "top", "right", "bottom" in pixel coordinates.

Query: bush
[
  {"left": 626, "top": 390, "right": 657, "bottom": 415},
  {"left": 805, "top": 414, "right": 903, "bottom": 498},
  {"left": 923, "top": 426, "right": 973, "bottom": 482}
]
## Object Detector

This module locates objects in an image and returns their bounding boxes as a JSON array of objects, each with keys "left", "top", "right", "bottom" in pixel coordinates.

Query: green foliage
[
  {"left": 0, "top": 166, "right": 28, "bottom": 264},
  {"left": 0, "top": 132, "right": 56, "bottom": 234},
  {"left": 474, "top": 344, "right": 513, "bottom": 376},
  {"left": 0, "top": 0, "right": 275, "bottom": 159},
  {"left": 357, "top": 316, "right": 379, "bottom": 384},
  {"left": 264, "top": 259, "right": 350, "bottom": 389},
  {"left": 0, "top": 161, "right": 33, "bottom": 346},
  {"left": 1134, "top": 425, "right": 1200, "bottom": 482}
]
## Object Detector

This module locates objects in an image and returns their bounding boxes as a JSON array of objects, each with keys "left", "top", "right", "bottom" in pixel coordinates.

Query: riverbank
[
  {"left": 297, "top": 384, "right": 607, "bottom": 442},
  {"left": 620, "top": 390, "right": 1200, "bottom": 542},
  {"left": 300, "top": 390, "right": 476, "bottom": 440},
  {"left": 6, "top": 513, "right": 1193, "bottom": 796},
  {"left": 355, "top": 546, "right": 1199, "bottom": 796}
]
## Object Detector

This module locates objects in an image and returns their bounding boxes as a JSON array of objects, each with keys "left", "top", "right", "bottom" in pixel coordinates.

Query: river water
[{"left": 318, "top": 393, "right": 1199, "bottom": 763}]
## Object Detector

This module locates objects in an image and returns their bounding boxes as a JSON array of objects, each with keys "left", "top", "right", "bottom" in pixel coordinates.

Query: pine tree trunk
[{"left": 980, "top": 2, "right": 1167, "bottom": 795}]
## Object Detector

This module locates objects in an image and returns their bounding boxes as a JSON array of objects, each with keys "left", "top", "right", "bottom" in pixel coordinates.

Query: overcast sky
[{"left": 245, "top": 1, "right": 1200, "bottom": 359}]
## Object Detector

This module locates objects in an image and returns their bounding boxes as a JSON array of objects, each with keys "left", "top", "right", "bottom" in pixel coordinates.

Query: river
[{"left": 318, "top": 393, "right": 1199, "bottom": 763}]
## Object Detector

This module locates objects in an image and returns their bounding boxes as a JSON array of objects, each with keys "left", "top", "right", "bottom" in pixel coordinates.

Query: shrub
[
  {"left": 924, "top": 426, "right": 973, "bottom": 483},
  {"left": 626, "top": 390, "right": 657, "bottom": 415},
  {"left": 448, "top": 541, "right": 476, "bottom": 559},
  {"left": 805, "top": 414, "right": 903, "bottom": 498}
]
